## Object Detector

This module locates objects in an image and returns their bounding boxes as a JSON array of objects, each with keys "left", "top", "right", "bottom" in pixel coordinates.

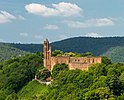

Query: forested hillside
[
  {"left": 0, "top": 52, "right": 43, "bottom": 100},
  {"left": 18, "top": 61, "right": 124, "bottom": 100},
  {"left": 9, "top": 43, "right": 42, "bottom": 53},
  {"left": 0, "top": 37, "right": 123, "bottom": 62},
  {"left": 103, "top": 46, "right": 124, "bottom": 62},
  {"left": 0, "top": 51, "right": 124, "bottom": 100},
  {"left": 51, "top": 37, "right": 124, "bottom": 55},
  {"left": 9, "top": 37, "right": 124, "bottom": 56},
  {"left": 0, "top": 43, "right": 29, "bottom": 61},
  {"left": 8, "top": 37, "right": 124, "bottom": 62}
]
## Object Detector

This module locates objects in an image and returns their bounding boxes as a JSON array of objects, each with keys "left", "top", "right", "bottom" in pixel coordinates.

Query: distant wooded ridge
[
  {"left": 7, "top": 37, "right": 124, "bottom": 54},
  {"left": 0, "top": 37, "right": 124, "bottom": 62}
]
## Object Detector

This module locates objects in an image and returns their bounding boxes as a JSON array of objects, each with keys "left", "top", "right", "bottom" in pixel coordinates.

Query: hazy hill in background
[
  {"left": 0, "top": 37, "right": 123, "bottom": 62},
  {"left": 102, "top": 46, "right": 124, "bottom": 62},
  {"left": 0, "top": 43, "right": 29, "bottom": 61},
  {"left": 51, "top": 37, "right": 124, "bottom": 55},
  {"left": 9, "top": 37, "right": 124, "bottom": 62}
]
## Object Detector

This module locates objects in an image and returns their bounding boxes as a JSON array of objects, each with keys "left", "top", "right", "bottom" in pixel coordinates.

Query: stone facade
[{"left": 44, "top": 39, "right": 102, "bottom": 71}]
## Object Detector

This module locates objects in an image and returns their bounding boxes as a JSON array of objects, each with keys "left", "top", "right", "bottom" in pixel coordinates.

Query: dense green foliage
[
  {"left": 52, "top": 50, "right": 94, "bottom": 57},
  {"left": 0, "top": 43, "right": 29, "bottom": 61},
  {"left": 18, "top": 80, "right": 49, "bottom": 100},
  {"left": 0, "top": 52, "right": 43, "bottom": 100},
  {"left": 36, "top": 68, "right": 51, "bottom": 80},
  {"left": 101, "top": 56, "right": 112, "bottom": 65},
  {"left": 0, "top": 36, "right": 123, "bottom": 99},
  {"left": 46, "top": 63, "right": 124, "bottom": 100},
  {"left": 103, "top": 46, "right": 124, "bottom": 62},
  {"left": 17, "top": 62, "right": 124, "bottom": 100},
  {"left": 52, "top": 63, "right": 68, "bottom": 79}
]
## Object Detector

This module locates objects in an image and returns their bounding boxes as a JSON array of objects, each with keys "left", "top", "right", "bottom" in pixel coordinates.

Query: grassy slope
[
  {"left": 18, "top": 80, "right": 49, "bottom": 100},
  {"left": 102, "top": 46, "right": 124, "bottom": 62},
  {"left": 0, "top": 43, "right": 29, "bottom": 61}
]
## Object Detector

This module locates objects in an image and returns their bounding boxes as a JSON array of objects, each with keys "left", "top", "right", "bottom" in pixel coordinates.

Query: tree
[
  {"left": 0, "top": 90, "right": 7, "bottom": 100},
  {"left": 84, "top": 87, "right": 114, "bottom": 100},
  {"left": 0, "top": 53, "right": 44, "bottom": 99},
  {"left": 36, "top": 68, "right": 51, "bottom": 81},
  {"left": 52, "top": 63, "right": 68, "bottom": 79},
  {"left": 84, "top": 52, "right": 94, "bottom": 56},
  {"left": 102, "top": 56, "right": 112, "bottom": 65},
  {"left": 5, "top": 93, "right": 18, "bottom": 100},
  {"left": 52, "top": 50, "right": 63, "bottom": 56},
  {"left": 117, "top": 93, "right": 124, "bottom": 100},
  {"left": 119, "top": 72, "right": 124, "bottom": 90},
  {"left": 106, "top": 75, "right": 122, "bottom": 95}
]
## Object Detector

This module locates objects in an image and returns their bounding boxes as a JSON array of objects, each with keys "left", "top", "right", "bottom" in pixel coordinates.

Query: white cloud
[
  {"left": 20, "top": 33, "right": 28, "bottom": 37},
  {"left": 43, "top": 24, "right": 59, "bottom": 30},
  {"left": 65, "top": 18, "right": 114, "bottom": 28},
  {"left": 34, "top": 35, "right": 43, "bottom": 39},
  {"left": 0, "top": 11, "right": 16, "bottom": 24},
  {"left": 18, "top": 15, "right": 25, "bottom": 20},
  {"left": 25, "top": 2, "right": 82, "bottom": 17},
  {"left": 85, "top": 32, "right": 102, "bottom": 37}
]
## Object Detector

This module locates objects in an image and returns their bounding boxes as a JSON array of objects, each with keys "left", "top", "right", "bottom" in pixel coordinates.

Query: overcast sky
[{"left": 0, "top": 0, "right": 124, "bottom": 43}]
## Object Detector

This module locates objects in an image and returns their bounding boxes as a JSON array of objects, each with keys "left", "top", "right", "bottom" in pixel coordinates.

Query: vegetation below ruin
[
  {"left": 17, "top": 80, "right": 49, "bottom": 100},
  {"left": 0, "top": 51, "right": 124, "bottom": 100},
  {"left": 48, "top": 63, "right": 124, "bottom": 100},
  {"left": 0, "top": 52, "right": 43, "bottom": 100},
  {"left": 18, "top": 62, "right": 124, "bottom": 100}
]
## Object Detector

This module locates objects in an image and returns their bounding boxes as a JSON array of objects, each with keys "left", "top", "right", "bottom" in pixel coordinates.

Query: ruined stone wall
[
  {"left": 43, "top": 39, "right": 102, "bottom": 71},
  {"left": 50, "top": 56, "right": 102, "bottom": 71},
  {"left": 68, "top": 63, "right": 90, "bottom": 70},
  {"left": 68, "top": 57, "right": 101, "bottom": 70},
  {"left": 93, "top": 57, "right": 102, "bottom": 63},
  {"left": 69, "top": 57, "right": 102, "bottom": 64},
  {"left": 50, "top": 57, "right": 70, "bottom": 71}
]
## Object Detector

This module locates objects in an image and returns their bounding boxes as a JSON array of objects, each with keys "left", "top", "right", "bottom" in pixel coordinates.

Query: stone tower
[{"left": 44, "top": 39, "right": 51, "bottom": 71}]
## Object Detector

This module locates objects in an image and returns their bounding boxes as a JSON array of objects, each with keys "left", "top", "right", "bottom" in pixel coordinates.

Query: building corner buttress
[{"left": 44, "top": 39, "right": 51, "bottom": 71}]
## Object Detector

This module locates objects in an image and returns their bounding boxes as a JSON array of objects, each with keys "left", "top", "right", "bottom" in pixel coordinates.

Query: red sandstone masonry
[{"left": 43, "top": 39, "right": 102, "bottom": 71}]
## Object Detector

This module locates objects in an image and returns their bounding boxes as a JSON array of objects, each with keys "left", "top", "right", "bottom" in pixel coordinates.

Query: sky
[{"left": 0, "top": 0, "right": 124, "bottom": 43}]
